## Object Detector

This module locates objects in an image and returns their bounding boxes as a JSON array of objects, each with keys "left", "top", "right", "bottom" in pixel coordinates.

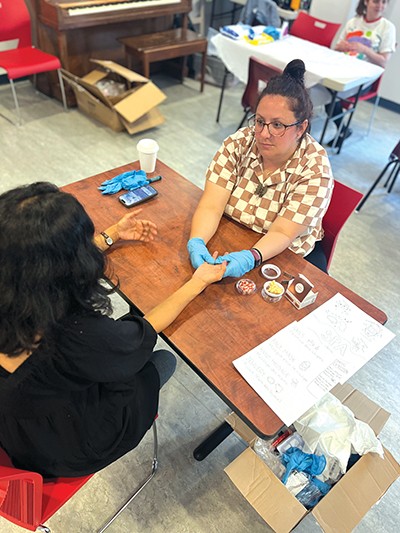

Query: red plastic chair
[
  {"left": 0, "top": 0, "right": 67, "bottom": 125},
  {"left": 356, "top": 139, "right": 400, "bottom": 212},
  {"left": 238, "top": 56, "right": 282, "bottom": 129},
  {"left": 340, "top": 75, "right": 382, "bottom": 136},
  {"left": 0, "top": 421, "right": 158, "bottom": 532},
  {"left": 290, "top": 12, "right": 341, "bottom": 48},
  {"left": 321, "top": 179, "right": 363, "bottom": 271}
]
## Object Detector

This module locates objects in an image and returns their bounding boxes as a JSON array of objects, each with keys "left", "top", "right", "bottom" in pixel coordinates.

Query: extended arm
[
  {"left": 190, "top": 181, "right": 231, "bottom": 243},
  {"left": 144, "top": 261, "right": 226, "bottom": 333},
  {"left": 251, "top": 216, "right": 308, "bottom": 262},
  {"left": 94, "top": 209, "right": 157, "bottom": 252}
]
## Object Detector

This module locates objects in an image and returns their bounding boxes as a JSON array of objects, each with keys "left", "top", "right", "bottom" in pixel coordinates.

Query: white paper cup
[{"left": 137, "top": 138, "right": 159, "bottom": 173}]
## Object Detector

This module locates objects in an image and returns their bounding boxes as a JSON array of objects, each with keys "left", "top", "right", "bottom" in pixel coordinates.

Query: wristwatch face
[{"left": 101, "top": 232, "right": 113, "bottom": 246}]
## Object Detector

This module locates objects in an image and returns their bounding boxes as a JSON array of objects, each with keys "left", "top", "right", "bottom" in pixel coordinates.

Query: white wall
[
  {"left": 310, "top": 0, "right": 358, "bottom": 25},
  {"left": 380, "top": 0, "right": 400, "bottom": 105}
]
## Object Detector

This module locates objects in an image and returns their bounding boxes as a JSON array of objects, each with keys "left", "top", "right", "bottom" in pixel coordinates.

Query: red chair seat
[{"left": 0, "top": 47, "right": 61, "bottom": 80}]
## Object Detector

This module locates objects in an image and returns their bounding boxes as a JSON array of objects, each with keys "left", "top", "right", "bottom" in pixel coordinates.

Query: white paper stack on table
[{"left": 233, "top": 293, "right": 395, "bottom": 426}]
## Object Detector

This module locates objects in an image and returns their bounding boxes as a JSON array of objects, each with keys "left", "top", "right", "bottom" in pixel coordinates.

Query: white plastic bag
[{"left": 294, "top": 393, "right": 384, "bottom": 474}]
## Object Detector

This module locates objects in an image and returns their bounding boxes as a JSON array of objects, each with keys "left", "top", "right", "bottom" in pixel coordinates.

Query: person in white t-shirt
[
  {"left": 335, "top": 0, "right": 396, "bottom": 68},
  {"left": 313, "top": 0, "right": 396, "bottom": 147}
]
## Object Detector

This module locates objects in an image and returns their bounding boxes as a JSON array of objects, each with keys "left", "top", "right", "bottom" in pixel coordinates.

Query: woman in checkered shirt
[{"left": 187, "top": 59, "right": 334, "bottom": 275}]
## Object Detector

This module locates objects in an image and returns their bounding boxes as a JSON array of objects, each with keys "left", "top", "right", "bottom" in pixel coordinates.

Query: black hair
[
  {"left": 256, "top": 59, "right": 313, "bottom": 127},
  {"left": 0, "top": 182, "right": 113, "bottom": 356},
  {"left": 356, "top": 0, "right": 366, "bottom": 16}
]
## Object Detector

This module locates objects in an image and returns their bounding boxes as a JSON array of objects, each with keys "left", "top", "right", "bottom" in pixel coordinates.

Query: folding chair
[
  {"left": 356, "top": 140, "right": 400, "bottom": 212},
  {"left": 290, "top": 12, "right": 341, "bottom": 48},
  {"left": 0, "top": 420, "right": 158, "bottom": 532},
  {"left": 321, "top": 179, "right": 363, "bottom": 271},
  {"left": 237, "top": 56, "right": 282, "bottom": 129},
  {"left": 0, "top": 0, "right": 67, "bottom": 125}
]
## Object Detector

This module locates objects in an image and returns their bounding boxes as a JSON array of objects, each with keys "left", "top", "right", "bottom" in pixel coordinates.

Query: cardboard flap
[
  {"left": 120, "top": 107, "right": 165, "bottom": 135},
  {"left": 74, "top": 71, "right": 113, "bottom": 108},
  {"left": 225, "top": 412, "right": 257, "bottom": 445},
  {"left": 90, "top": 59, "right": 149, "bottom": 83},
  {"left": 312, "top": 446, "right": 400, "bottom": 533},
  {"left": 331, "top": 383, "right": 390, "bottom": 435},
  {"left": 225, "top": 448, "right": 306, "bottom": 533},
  {"left": 114, "top": 82, "right": 166, "bottom": 123}
]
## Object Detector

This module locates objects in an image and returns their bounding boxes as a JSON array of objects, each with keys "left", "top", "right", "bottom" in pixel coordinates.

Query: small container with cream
[
  {"left": 261, "top": 280, "right": 285, "bottom": 303},
  {"left": 261, "top": 263, "right": 281, "bottom": 280},
  {"left": 236, "top": 278, "right": 257, "bottom": 295}
]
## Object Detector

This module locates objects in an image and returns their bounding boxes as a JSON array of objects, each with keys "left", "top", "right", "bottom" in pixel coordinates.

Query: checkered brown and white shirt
[{"left": 206, "top": 129, "right": 334, "bottom": 256}]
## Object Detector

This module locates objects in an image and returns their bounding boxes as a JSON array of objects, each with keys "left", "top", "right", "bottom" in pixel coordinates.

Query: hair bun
[{"left": 283, "top": 59, "right": 306, "bottom": 84}]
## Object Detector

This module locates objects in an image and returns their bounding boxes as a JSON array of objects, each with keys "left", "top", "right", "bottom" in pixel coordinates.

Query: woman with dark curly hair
[
  {"left": 188, "top": 59, "right": 334, "bottom": 274},
  {"left": 0, "top": 182, "right": 226, "bottom": 477}
]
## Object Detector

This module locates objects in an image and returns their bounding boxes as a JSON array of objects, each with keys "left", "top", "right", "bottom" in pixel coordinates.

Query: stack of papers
[{"left": 233, "top": 293, "right": 395, "bottom": 426}]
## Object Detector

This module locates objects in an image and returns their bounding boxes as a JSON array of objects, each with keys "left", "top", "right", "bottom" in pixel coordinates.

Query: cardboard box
[
  {"left": 62, "top": 60, "right": 166, "bottom": 134},
  {"left": 225, "top": 384, "right": 400, "bottom": 533}
]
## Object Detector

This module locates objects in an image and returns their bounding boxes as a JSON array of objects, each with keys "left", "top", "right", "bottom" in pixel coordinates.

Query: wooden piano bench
[{"left": 119, "top": 28, "right": 208, "bottom": 92}]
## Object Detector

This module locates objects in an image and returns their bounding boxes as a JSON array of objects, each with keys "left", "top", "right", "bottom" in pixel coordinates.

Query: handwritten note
[{"left": 233, "top": 293, "right": 395, "bottom": 426}]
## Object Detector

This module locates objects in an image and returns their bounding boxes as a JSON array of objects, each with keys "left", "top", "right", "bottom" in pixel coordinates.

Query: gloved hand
[
  {"left": 98, "top": 170, "right": 148, "bottom": 195},
  {"left": 187, "top": 238, "right": 215, "bottom": 268},
  {"left": 215, "top": 250, "right": 255, "bottom": 278}
]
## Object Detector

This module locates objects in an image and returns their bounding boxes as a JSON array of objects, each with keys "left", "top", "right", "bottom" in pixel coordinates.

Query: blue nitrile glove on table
[
  {"left": 98, "top": 170, "right": 148, "bottom": 195},
  {"left": 215, "top": 250, "right": 255, "bottom": 278},
  {"left": 187, "top": 238, "right": 216, "bottom": 268}
]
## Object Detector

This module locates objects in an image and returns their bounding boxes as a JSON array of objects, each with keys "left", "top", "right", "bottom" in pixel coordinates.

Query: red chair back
[
  {"left": 0, "top": 0, "right": 32, "bottom": 48},
  {"left": 0, "top": 447, "right": 93, "bottom": 531},
  {"left": 322, "top": 179, "right": 363, "bottom": 270},
  {"left": 242, "top": 56, "right": 282, "bottom": 115},
  {"left": 290, "top": 12, "right": 341, "bottom": 48}
]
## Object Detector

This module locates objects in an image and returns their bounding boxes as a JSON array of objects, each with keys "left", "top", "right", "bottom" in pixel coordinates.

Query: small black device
[{"left": 118, "top": 185, "right": 158, "bottom": 207}]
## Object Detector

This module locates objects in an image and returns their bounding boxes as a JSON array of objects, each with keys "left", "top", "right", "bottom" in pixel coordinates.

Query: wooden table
[{"left": 63, "top": 160, "right": 387, "bottom": 440}]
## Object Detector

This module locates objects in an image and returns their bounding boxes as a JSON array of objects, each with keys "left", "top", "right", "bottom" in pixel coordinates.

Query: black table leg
[{"left": 193, "top": 421, "right": 233, "bottom": 461}]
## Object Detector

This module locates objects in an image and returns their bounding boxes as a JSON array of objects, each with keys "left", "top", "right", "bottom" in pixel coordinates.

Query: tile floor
[{"left": 0, "top": 74, "right": 399, "bottom": 533}]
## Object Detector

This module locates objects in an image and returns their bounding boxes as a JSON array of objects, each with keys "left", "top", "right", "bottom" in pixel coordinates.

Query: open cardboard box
[
  {"left": 225, "top": 383, "right": 400, "bottom": 533},
  {"left": 62, "top": 60, "right": 166, "bottom": 134}
]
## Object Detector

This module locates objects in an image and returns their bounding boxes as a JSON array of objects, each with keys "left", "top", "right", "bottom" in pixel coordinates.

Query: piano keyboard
[{"left": 68, "top": 0, "right": 181, "bottom": 16}]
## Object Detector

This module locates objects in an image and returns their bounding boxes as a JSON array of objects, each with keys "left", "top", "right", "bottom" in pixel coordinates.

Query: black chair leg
[
  {"left": 387, "top": 164, "right": 400, "bottom": 193},
  {"left": 216, "top": 68, "right": 229, "bottom": 123},
  {"left": 237, "top": 109, "right": 249, "bottom": 129},
  {"left": 356, "top": 161, "right": 394, "bottom": 212}
]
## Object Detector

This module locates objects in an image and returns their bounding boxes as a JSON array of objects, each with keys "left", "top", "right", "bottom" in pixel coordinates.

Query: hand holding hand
[
  {"left": 215, "top": 250, "right": 255, "bottom": 278},
  {"left": 187, "top": 237, "right": 216, "bottom": 268},
  {"left": 116, "top": 209, "right": 157, "bottom": 242},
  {"left": 193, "top": 260, "right": 227, "bottom": 286}
]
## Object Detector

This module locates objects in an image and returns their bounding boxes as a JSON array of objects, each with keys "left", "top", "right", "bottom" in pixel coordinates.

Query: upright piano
[{"left": 28, "top": 0, "right": 193, "bottom": 101}]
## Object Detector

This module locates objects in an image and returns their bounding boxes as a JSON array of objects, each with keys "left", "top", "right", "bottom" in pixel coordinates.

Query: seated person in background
[
  {"left": 326, "top": 0, "right": 396, "bottom": 145},
  {"left": 0, "top": 182, "right": 226, "bottom": 477},
  {"left": 188, "top": 59, "right": 334, "bottom": 276}
]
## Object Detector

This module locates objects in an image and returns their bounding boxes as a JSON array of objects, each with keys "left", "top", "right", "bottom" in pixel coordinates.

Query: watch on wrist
[{"left": 101, "top": 232, "right": 113, "bottom": 247}]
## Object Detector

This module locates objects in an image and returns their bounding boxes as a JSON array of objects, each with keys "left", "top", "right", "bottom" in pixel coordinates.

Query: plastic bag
[{"left": 294, "top": 393, "right": 384, "bottom": 474}]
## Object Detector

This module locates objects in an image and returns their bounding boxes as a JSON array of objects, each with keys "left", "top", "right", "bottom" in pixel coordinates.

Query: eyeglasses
[{"left": 248, "top": 114, "right": 303, "bottom": 137}]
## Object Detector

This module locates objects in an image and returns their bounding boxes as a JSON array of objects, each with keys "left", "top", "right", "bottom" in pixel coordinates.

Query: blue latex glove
[
  {"left": 281, "top": 447, "right": 327, "bottom": 484},
  {"left": 98, "top": 170, "right": 148, "bottom": 195},
  {"left": 187, "top": 238, "right": 215, "bottom": 268},
  {"left": 215, "top": 250, "right": 254, "bottom": 278}
]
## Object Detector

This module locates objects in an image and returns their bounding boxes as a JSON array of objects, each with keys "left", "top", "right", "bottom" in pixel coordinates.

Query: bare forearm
[
  {"left": 144, "top": 278, "right": 208, "bottom": 333},
  {"left": 94, "top": 224, "right": 119, "bottom": 252},
  {"left": 253, "top": 231, "right": 293, "bottom": 262},
  {"left": 190, "top": 205, "right": 223, "bottom": 244}
]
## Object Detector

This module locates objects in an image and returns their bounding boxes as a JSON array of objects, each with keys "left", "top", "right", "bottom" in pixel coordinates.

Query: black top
[{"left": 0, "top": 312, "right": 159, "bottom": 477}]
